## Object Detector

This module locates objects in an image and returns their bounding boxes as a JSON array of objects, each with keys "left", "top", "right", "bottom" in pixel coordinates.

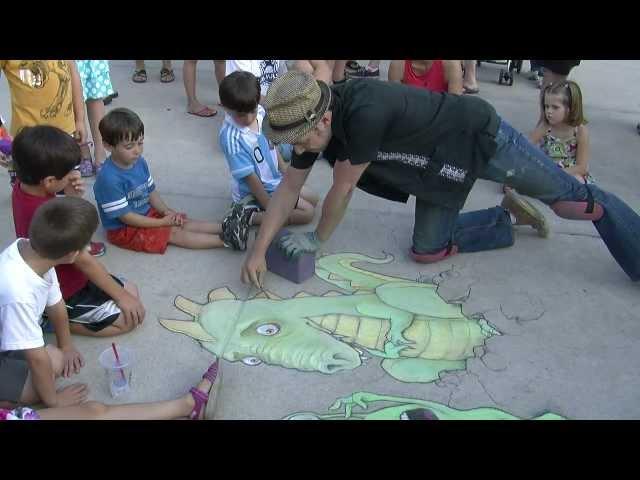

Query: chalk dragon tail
[{"left": 315, "top": 252, "right": 398, "bottom": 292}]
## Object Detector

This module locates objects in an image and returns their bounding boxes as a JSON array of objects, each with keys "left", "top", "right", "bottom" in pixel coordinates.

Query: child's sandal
[
  {"left": 188, "top": 388, "right": 209, "bottom": 420},
  {"left": 188, "top": 359, "right": 219, "bottom": 420}
]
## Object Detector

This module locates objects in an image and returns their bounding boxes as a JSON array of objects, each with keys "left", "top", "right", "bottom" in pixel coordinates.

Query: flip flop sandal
[
  {"left": 188, "top": 360, "right": 219, "bottom": 420},
  {"left": 160, "top": 68, "right": 175, "bottom": 83},
  {"left": 132, "top": 69, "right": 147, "bottom": 83},
  {"left": 188, "top": 106, "right": 218, "bottom": 117},
  {"left": 463, "top": 86, "right": 480, "bottom": 94}
]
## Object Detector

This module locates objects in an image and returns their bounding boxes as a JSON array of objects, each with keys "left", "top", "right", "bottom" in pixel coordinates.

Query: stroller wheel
[{"left": 499, "top": 70, "right": 505, "bottom": 85}]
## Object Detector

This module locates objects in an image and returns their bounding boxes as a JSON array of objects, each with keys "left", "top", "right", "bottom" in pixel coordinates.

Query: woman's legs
[
  {"left": 463, "top": 60, "right": 479, "bottom": 92},
  {"left": 86, "top": 99, "right": 107, "bottom": 166},
  {"left": 183, "top": 60, "right": 200, "bottom": 112},
  {"left": 214, "top": 60, "right": 226, "bottom": 86},
  {"left": 183, "top": 60, "right": 216, "bottom": 115}
]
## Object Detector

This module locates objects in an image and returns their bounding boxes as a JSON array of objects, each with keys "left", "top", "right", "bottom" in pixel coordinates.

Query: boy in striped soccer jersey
[
  {"left": 218, "top": 71, "right": 318, "bottom": 229},
  {"left": 94, "top": 108, "right": 252, "bottom": 253}
]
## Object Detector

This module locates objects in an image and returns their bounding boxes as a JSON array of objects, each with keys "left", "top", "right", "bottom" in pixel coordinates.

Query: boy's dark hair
[
  {"left": 99, "top": 107, "right": 145, "bottom": 146},
  {"left": 219, "top": 71, "right": 261, "bottom": 113},
  {"left": 12, "top": 126, "right": 81, "bottom": 185},
  {"left": 29, "top": 197, "right": 98, "bottom": 260}
]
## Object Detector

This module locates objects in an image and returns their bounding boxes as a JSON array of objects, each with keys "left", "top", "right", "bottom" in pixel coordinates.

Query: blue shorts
[{"left": 76, "top": 60, "right": 114, "bottom": 100}]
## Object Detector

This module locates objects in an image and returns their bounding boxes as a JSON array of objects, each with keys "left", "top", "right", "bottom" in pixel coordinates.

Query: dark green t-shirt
[{"left": 291, "top": 79, "right": 501, "bottom": 210}]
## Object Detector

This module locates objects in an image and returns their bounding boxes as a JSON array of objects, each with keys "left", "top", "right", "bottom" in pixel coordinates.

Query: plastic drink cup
[{"left": 98, "top": 346, "right": 133, "bottom": 398}]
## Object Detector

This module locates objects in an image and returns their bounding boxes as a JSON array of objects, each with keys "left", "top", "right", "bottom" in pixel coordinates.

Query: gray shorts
[{"left": 0, "top": 350, "right": 29, "bottom": 402}]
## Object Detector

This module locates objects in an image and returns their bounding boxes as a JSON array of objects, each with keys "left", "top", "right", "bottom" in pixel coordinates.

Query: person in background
[
  {"left": 462, "top": 60, "right": 479, "bottom": 94},
  {"left": 183, "top": 60, "right": 218, "bottom": 117},
  {"left": 388, "top": 60, "right": 463, "bottom": 95},
  {"left": 75, "top": 60, "right": 116, "bottom": 175},
  {"left": 132, "top": 60, "right": 174, "bottom": 83}
]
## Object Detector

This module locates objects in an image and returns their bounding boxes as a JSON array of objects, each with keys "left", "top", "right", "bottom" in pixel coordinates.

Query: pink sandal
[{"left": 188, "top": 359, "right": 219, "bottom": 420}]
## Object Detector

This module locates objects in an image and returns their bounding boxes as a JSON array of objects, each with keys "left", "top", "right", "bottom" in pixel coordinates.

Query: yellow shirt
[{"left": 0, "top": 60, "right": 76, "bottom": 136}]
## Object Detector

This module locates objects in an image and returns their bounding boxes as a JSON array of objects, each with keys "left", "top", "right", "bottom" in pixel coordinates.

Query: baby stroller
[{"left": 477, "top": 60, "right": 523, "bottom": 86}]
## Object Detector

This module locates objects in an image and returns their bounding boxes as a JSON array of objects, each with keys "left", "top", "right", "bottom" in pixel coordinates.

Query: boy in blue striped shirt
[
  {"left": 218, "top": 71, "right": 318, "bottom": 229},
  {"left": 94, "top": 108, "right": 252, "bottom": 252}
]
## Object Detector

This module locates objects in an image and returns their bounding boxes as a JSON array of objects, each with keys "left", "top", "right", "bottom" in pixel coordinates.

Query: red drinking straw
[{"left": 111, "top": 342, "right": 127, "bottom": 382}]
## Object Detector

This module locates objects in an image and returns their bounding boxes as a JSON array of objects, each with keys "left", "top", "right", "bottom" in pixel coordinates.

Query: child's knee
[
  {"left": 302, "top": 191, "right": 319, "bottom": 207},
  {"left": 45, "top": 345, "right": 64, "bottom": 377},
  {"left": 169, "top": 226, "right": 185, "bottom": 243},
  {"left": 113, "top": 315, "right": 137, "bottom": 334}
]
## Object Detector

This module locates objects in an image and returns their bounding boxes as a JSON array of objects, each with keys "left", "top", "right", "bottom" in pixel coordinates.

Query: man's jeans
[{"left": 412, "top": 118, "right": 640, "bottom": 281}]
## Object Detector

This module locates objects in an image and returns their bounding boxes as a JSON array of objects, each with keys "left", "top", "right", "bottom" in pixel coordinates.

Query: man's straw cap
[{"left": 262, "top": 71, "right": 332, "bottom": 145}]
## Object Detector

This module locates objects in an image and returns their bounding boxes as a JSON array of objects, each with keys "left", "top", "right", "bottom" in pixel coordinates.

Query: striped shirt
[
  {"left": 93, "top": 156, "right": 156, "bottom": 230},
  {"left": 219, "top": 106, "right": 282, "bottom": 202}
]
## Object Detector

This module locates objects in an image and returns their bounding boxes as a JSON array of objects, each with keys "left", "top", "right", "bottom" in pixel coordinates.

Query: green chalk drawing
[
  {"left": 160, "top": 253, "right": 500, "bottom": 383},
  {"left": 283, "top": 391, "right": 566, "bottom": 420}
]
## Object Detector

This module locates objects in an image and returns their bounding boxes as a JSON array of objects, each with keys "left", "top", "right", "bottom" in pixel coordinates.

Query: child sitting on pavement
[
  {"left": 94, "top": 108, "right": 252, "bottom": 252},
  {"left": 218, "top": 71, "right": 318, "bottom": 229},
  {"left": 529, "top": 80, "right": 594, "bottom": 184},
  {"left": 0, "top": 197, "right": 95, "bottom": 409},
  {"left": 1, "top": 358, "right": 220, "bottom": 420},
  {"left": 11, "top": 126, "right": 145, "bottom": 337}
]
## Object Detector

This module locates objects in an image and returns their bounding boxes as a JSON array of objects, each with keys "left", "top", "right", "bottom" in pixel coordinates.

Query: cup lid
[{"left": 98, "top": 346, "right": 133, "bottom": 370}]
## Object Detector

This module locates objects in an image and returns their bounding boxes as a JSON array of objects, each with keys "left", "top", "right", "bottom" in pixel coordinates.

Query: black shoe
[
  {"left": 345, "top": 60, "right": 361, "bottom": 72},
  {"left": 348, "top": 66, "right": 380, "bottom": 79},
  {"left": 220, "top": 203, "right": 257, "bottom": 251},
  {"left": 103, "top": 91, "right": 119, "bottom": 106}
]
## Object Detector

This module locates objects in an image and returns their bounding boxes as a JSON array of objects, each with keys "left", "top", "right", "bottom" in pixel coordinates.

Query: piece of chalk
[{"left": 266, "top": 229, "right": 315, "bottom": 284}]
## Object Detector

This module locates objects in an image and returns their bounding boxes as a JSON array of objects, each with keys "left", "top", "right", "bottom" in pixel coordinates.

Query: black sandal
[
  {"left": 160, "top": 68, "right": 175, "bottom": 83},
  {"left": 103, "top": 91, "right": 118, "bottom": 105},
  {"left": 132, "top": 69, "right": 147, "bottom": 83}
]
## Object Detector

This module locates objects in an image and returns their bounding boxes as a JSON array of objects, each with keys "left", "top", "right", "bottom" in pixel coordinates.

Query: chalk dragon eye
[
  {"left": 241, "top": 356, "right": 262, "bottom": 366},
  {"left": 256, "top": 323, "right": 280, "bottom": 336}
]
